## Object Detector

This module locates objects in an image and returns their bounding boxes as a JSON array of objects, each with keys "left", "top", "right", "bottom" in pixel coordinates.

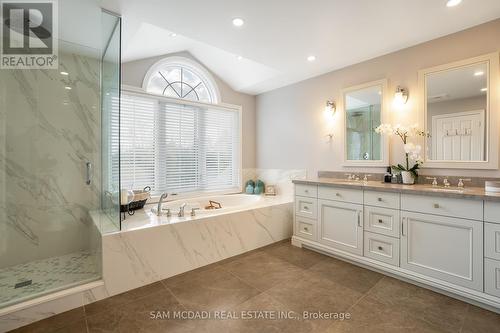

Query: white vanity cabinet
[
  {"left": 293, "top": 182, "right": 500, "bottom": 311},
  {"left": 484, "top": 201, "right": 500, "bottom": 298},
  {"left": 318, "top": 199, "right": 363, "bottom": 255},
  {"left": 400, "top": 211, "right": 483, "bottom": 291}
]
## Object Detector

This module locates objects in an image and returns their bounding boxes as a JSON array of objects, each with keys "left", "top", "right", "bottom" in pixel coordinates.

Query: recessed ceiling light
[
  {"left": 232, "top": 18, "right": 244, "bottom": 27},
  {"left": 237, "top": 55, "right": 243, "bottom": 61},
  {"left": 60, "top": 71, "right": 69, "bottom": 76},
  {"left": 169, "top": 32, "right": 177, "bottom": 37},
  {"left": 481, "top": 88, "right": 488, "bottom": 92},
  {"left": 65, "top": 86, "right": 72, "bottom": 90},
  {"left": 307, "top": 55, "right": 316, "bottom": 62},
  {"left": 446, "top": 0, "right": 462, "bottom": 7},
  {"left": 474, "top": 71, "right": 484, "bottom": 76}
]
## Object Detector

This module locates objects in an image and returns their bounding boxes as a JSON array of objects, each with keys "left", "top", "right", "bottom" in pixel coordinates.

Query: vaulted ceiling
[{"left": 102, "top": 0, "right": 500, "bottom": 95}]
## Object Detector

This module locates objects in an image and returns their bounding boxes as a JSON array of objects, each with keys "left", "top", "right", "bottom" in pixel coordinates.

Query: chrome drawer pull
[
  {"left": 377, "top": 197, "right": 383, "bottom": 202},
  {"left": 378, "top": 246, "right": 383, "bottom": 251},
  {"left": 304, "top": 227, "right": 309, "bottom": 232},
  {"left": 303, "top": 206, "right": 309, "bottom": 210},
  {"left": 433, "top": 203, "right": 440, "bottom": 209},
  {"left": 378, "top": 219, "right": 383, "bottom": 223},
  {"left": 336, "top": 193, "right": 341, "bottom": 197},
  {"left": 357, "top": 211, "right": 362, "bottom": 227},
  {"left": 304, "top": 190, "right": 309, "bottom": 193},
  {"left": 401, "top": 217, "right": 406, "bottom": 236}
]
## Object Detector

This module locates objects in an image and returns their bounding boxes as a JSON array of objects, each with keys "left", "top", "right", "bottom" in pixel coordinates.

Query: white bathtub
[{"left": 161, "top": 193, "right": 263, "bottom": 215}]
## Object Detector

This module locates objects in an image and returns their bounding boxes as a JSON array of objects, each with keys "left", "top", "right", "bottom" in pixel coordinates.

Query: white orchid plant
[{"left": 375, "top": 124, "right": 430, "bottom": 179}]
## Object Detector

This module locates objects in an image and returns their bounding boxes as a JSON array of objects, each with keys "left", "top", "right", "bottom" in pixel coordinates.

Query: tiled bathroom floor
[
  {"left": 11, "top": 241, "right": 500, "bottom": 333},
  {"left": 0, "top": 251, "right": 100, "bottom": 308}
]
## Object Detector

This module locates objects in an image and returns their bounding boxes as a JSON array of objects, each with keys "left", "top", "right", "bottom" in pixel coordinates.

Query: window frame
[
  {"left": 121, "top": 85, "right": 242, "bottom": 203},
  {"left": 142, "top": 56, "right": 221, "bottom": 104}
]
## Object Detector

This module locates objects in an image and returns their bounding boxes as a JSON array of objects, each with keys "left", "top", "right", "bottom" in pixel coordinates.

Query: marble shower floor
[
  {"left": 0, "top": 251, "right": 100, "bottom": 308},
  {"left": 11, "top": 241, "right": 500, "bottom": 333}
]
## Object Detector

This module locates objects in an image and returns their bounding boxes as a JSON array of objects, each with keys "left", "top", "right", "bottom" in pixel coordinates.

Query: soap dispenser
[{"left": 384, "top": 167, "right": 392, "bottom": 183}]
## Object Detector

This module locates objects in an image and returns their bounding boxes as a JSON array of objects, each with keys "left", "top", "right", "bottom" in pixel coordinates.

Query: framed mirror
[
  {"left": 342, "top": 79, "right": 389, "bottom": 166},
  {"left": 419, "top": 53, "right": 499, "bottom": 169}
]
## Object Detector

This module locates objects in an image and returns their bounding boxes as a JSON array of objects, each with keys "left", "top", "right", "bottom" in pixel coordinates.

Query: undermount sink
[
  {"left": 420, "top": 186, "right": 465, "bottom": 193},
  {"left": 334, "top": 180, "right": 363, "bottom": 185}
]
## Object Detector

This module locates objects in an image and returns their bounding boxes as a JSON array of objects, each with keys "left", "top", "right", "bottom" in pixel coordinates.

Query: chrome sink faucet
[
  {"left": 157, "top": 193, "right": 169, "bottom": 216},
  {"left": 458, "top": 178, "right": 472, "bottom": 188},
  {"left": 178, "top": 203, "right": 187, "bottom": 217},
  {"left": 426, "top": 177, "right": 438, "bottom": 187},
  {"left": 443, "top": 177, "right": 451, "bottom": 188}
]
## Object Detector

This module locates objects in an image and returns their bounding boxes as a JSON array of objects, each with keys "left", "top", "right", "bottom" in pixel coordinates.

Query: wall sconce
[
  {"left": 393, "top": 86, "right": 409, "bottom": 107},
  {"left": 325, "top": 100, "right": 336, "bottom": 116}
]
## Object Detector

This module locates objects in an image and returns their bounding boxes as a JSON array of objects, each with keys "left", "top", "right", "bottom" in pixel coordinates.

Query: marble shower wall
[{"left": 0, "top": 46, "right": 101, "bottom": 268}]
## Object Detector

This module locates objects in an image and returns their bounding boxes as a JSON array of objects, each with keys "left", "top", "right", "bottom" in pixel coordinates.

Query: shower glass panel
[
  {"left": 101, "top": 11, "right": 122, "bottom": 232},
  {"left": 346, "top": 105, "right": 381, "bottom": 161},
  {"left": 0, "top": 10, "right": 121, "bottom": 309}
]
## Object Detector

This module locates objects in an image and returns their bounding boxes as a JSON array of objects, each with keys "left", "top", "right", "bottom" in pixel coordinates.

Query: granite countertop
[{"left": 292, "top": 178, "right": 500, "bottom": 202}]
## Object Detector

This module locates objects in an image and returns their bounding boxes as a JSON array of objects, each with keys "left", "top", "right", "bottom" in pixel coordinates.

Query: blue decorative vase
[
  {"left": 254, "top": 180, "right": 265, "bottom": 195},
  {"left": 245, "top": 184, "right": 254, "bottom": 194}
]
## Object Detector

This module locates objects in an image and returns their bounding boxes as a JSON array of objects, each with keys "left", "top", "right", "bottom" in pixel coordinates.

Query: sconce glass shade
[
  {"left": 325, "top": 100, "right": 336, "bottom": 115},
  {"left": 393, "top": 86, "right": 408, "bottom": 107}
]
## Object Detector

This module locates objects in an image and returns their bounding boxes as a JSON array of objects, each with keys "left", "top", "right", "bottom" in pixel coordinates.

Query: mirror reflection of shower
[{"left": 346, "top": 104, "right": 382, "bottom": 161}]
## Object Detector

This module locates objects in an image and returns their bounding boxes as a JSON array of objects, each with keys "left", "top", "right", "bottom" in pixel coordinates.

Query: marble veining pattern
[
  {"left": 101, "top": 201, "right": 293, "bottom": 297},
  {"left": 0, "top": 251, "right": 99, "bottom": 307}
]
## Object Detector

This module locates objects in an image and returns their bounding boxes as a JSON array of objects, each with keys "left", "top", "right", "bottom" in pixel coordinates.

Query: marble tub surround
[
  {"left": 101, "top": 200, "right": 293, "bottom": 297},
  {"left": 10, "top": 242, "right": 500, "bottom": 333},
  {"left": 296, "top": 177, "right": 500, "bottom": 201}
]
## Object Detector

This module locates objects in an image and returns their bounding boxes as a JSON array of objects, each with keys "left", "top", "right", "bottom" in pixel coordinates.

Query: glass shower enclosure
[{"left": 0, "top": 8, "right": 121, "bottom": 308}]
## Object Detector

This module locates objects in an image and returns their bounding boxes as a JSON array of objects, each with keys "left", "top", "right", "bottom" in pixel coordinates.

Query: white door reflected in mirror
[{"left": 426, "top": 62, "right": 487, "bottom": 162}]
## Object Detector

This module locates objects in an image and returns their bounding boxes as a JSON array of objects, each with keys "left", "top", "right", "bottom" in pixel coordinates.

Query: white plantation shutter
[{"left": 118, "top": 91, "right": 240, "bottom": 195}]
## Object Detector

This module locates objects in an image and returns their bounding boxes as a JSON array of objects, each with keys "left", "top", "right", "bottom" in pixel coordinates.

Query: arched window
[{"left": 142, "top": 56, "right": 220, "bottom": 104}]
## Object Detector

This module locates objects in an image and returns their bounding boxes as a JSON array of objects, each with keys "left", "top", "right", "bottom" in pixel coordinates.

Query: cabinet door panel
[
  {"left": 401, "top": 211, "right": 483, "bottom": 291},
  {"left": 318, "top": 199, "right": 363, "bottom": 255},
  {"left": 485, "top": 222, "right": 500, "bottom": 261},
  {"left": 485, "top": 258, "right": 500, "bottom": 298}
]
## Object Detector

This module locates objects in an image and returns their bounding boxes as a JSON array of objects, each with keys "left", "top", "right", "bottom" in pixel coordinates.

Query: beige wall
[
  {"left": 121, "top": 52, "right": 257, "bottom": 169},
  {"left": 256, "top": 18, "right": 500, "bottom": 178}
]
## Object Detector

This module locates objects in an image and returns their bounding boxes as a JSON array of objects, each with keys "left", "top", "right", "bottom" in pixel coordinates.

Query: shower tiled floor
[
  {"left": 11, "top": 241, "right": 500, "bottom": 333},
  {"left": 0, "top": 251, "right": 100, "bottom": 307}
]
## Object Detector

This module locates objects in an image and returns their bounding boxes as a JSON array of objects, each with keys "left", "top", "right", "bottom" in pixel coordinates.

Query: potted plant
[{"left": 375, "top": 124, "right": 429, "bottom": 185}]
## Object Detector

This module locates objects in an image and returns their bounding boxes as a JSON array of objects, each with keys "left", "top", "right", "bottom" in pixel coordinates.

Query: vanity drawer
[
  {"left": 364, "top": 206, "right": 400, "bottom": 238},
  {"left": 364, "top": 190, "right": 400, "bottom": 209},
  {"left": 295, "top": 216, "right": 317, "bottom": 241},
  {"left": 295, "top": 184, "right": 318, "bottom": 198},
  {"left": 295, "top": 196, "right": 317, "bottom": 219},
  {"left": 318, "top": 186, "right": 363, "bottom": 204},
  {"left": 485, "top": 222, "right": 500, "bottom": 261},
  {"left": 363, "top": 231, "right": 400, "bottom": 266},
  {"left": 401, "top": 193, "right": 483, "bottom": 221},
  {"left": 485, "top": 201, "right": 500, "bottom": 224},
  {"left": 485, "top": 258, "right": 500, "bottom": 298}
]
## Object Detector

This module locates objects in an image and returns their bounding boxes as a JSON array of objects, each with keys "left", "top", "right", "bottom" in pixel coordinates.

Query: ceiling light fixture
[
  {"left": 60, "top": 71, "right": 69, "bottom": 76},
  {"left": 232, "top": 18, "right": 244, "bottom": 27},
  {"left": 474, "top": 71, "right": 484, "bottom": 76},
  {"left": 307, "top": 55, "right": 316, "bottom": 62},
  {"left": 446, "top": 0, "right": 462, "bottom": 7},
  {"left": 481, "top": 88, "right": 488, "bottom": 92},
  {"left": 237, "top": 55, "right": 243, "bottom": 61},
  {"left": 64, "top": 86, "right": 72, "bottom": 90},
  {"left": 169, "top": 32, "right": 177, "bottom": 37}
]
